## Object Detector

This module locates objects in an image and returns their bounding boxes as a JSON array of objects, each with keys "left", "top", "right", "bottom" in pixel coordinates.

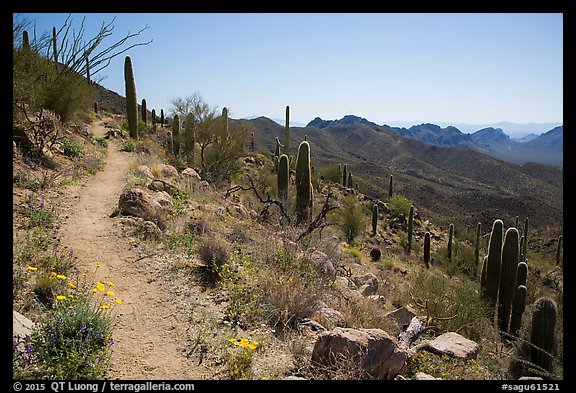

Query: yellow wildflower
[
  {"left": 108, "top": 281, "right": 115, "bottom": 286},
  {"left": 92, "top": 289, "right": 98, "bottom": 293},
  {"left": 49, "top": 272, "right": 57, "bottom": 280},
  {"left": 100, "top": 304, "right": 110, "bottom": 309},
  {"left": 115, "top": 298, "right": 123, "bottom": 305},
  {"left": 56, "top": 274, "right": 67, "bottom": 280},
  {"left": 106, "top": 291, "right": 115, "bottom": 296},
  {"left": 67, "top": 282, "right": 76, "bottom": 289},
  {"left": 56, "top": 295, "right": 67, "bottom": 300},
  {"left": 96, "top": 263, "right": 101, "bottom": 269},
  {"left": 247, "top": 344, "right": 257, "bottom": 350},
  {"left": 27, "top": 266, "right": 38, "bottom": 271},
  {"left": 96, "top": 282, "right": 105, "bottom": 292}
]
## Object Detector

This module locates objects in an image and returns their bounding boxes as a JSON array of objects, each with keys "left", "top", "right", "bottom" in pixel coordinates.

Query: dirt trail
[{"left": 59, "top": 120, "right": 201, "bottom": 379}]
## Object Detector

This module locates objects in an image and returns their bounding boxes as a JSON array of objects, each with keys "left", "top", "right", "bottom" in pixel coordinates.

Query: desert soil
[{"left": 57, "top": 119, "right": 203, "bottom": 379}]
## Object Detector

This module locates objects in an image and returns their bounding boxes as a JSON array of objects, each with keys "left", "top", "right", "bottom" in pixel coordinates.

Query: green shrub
[{"left": 333, "top": 195, "right": 365, "bottom": 243}]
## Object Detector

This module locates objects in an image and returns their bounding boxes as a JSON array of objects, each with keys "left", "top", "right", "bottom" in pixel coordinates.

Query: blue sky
[{"left": 14, "top": 13, "right": 563, "bottom": 135}]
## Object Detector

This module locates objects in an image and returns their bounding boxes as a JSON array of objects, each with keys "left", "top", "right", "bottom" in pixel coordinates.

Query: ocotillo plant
[
  {"left": 483, "top": 219, "right": 504, "bottom": 308},
  {"left": 141, "top": 99, "right": 147, "bottom": 124},
  {"left": 497, "top": 227, "right": 520, "bottom": 333},
  {"left": 342, "top": 164, "right": 348, "bottom": 187},
  {"left": 510, "top": 285, "right": 527, "bottom": 337},
  {"left": 185, "top": 113, "right": 195, "bottom": 165},
  {"left": 447, "top": 223, "right": 454, "bottom": 263},
  {"left": 295, "top": 141, "right": 313, "bottom": 224},
  {"left": 284, "top": 105, "right": 290, "bottom": 156},
  {"left": 530, "top": 297, "right": 557, "bottom": 374},
  {"left": 556, "top": 235, "right": 562, "bottom": 265},
  {"left": 172, "top": 114, "right": 180, "bottom": 156},
  {"left": 424, "top": 232, "right": 431, "bottom": 268},
  {"left": 278, "top": 154, "right": 289, "bottom": 201},
  {"left": 85, "top": 52, "right": 91, "bottom": 84},
  {"left": 124, "top": 56, "right": 138, "bottom": 139},
  {"left": 371, "top": 204, "right": 378, "bottom": 236},
  {"left": 408, "top": 205, "right": 414, "bottom": 252},
  {"left": 388, "top": 175, "right": 393, "bottom": 198}
]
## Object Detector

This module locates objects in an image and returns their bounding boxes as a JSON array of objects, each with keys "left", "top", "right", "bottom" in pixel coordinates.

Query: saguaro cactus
[
  {"left": 475, "top": 222, "right": 481, "bottom": 271},
  {"left": 52, "top": 27, "right": 58, "bottom": 69},
  {"left": 510, "top": 285, "right": 527, "bottom": 337},
  {"left": 523, "top": 217, "right": 529, "bottom": 257},
  {"left": 408, "top": 205, "right": 415, "bottom": 252},
  {"left": 172, "top": 114, "right": 180, "bottom": 156},
  {"left": 424, "top": 231, "right": 431, "bottom": 268},
  {"left": 22, "top": 30, "right": 30, "bottom": 50},
  {"left": 185, "top": 113, "right": 195, "bottom": 165},
  {"left": 447, "top": 223, "right": 454, "bottom": 262},
  {"left": 284, "top": 105, "right": 290, "bottom": 156},
  {"left": 530, "top": 297, "right": 557, "bottom": 374},
  {"left": 342, "top": 164, "right": 348, "bottom": 187},
  {"left": 371, "top": 204, "right": 378, "bottom": 236},
  {"left": 483, "top": 219, "right": 504, "bottom": 308},
  {"left": 278, "top": 154, "right": 289, "bottom": 201},
  {"left": 160, "top": 109, "right": 164, "bottom": 127},
  {"left": 141, "top": 99, "right": 147, "bottom": 124},
  {"left": 295, "top": 141, "right": 313, "bottom": 224},
  {"left": 347, "top": 171, "right": 353, "bottom": 188},
  {"left": 124, "top": 56, "right": 138, "bottom": 139},
  {"left": 151, "top": 109, "right": 157, "bottom": 129},
  {"left": 388, "top": 175, "right": 393, "bottom": 198},
  {"left": 497, "top": 227, "right": 520, "bottom": 333}
]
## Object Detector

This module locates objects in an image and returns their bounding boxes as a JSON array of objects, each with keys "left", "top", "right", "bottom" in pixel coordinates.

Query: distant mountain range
[
  {"left": 304, "top": 115, "right": 562, "bottom": 167},
  {"left": 233, "top": 115, "right": 562, "bottom": 231}
]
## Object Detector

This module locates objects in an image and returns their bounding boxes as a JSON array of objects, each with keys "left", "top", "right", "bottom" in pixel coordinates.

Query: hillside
[{"left": 238, "top": 117, "right": 563, "bottom": 237}]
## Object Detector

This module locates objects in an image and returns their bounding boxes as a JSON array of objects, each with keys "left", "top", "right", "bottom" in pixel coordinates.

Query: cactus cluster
[{"left": 530, "top": 297, "right": 557, "bottom": 374}]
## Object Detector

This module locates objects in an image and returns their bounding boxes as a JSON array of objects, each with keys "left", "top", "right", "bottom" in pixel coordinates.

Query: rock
[
  {"left": 181, "top": 167, "right": 201, "bottom": 180},
  {"left": 367, "top": 295, "right": 386, "bottom": 305},
  {"left": 334, "top": 276, "right": 357, "bottom": 290},
  {"left": 385, "top": 305, "right": 418, "bottom": 329},
  {"left": 118, "top": 188, "right": 162, "bottom": 222},
  {"left": 309, "top": 250, "right": 336, "bottom": 277},
  {"left": 317, "top": 307, "right": 346, "bottom": 328},
  {"left": 414, "top": 372, "right": 440, "bottom": 380},
  {"left": 13, "top": 310, "right": 34, "bottom": 339},
  {"left": 352, "top": 273, "right": 378, "bottom": 296},
  {"left": 139, "top": 220, "right": 163, "bottom": 241},
  {"left": 153, "top": 191, "right": 173, "bottom": 207},
  {"left": 519, "top": 377, "right": 544, "bottom": 380},
  {"left": 311, "top": 327, "right": 408, "bottom": 380},
  {"left": 297, "top": 318, "right": 327, "bottom": 336},
  {"left": 134, "top": 165, "right": 154, "bottom": 180},
  {"left": 427, "top": 332, "right": 479, "bottom": 360},
  {"left": 157, "top": 163, "right": 179, "bottom": 179}
]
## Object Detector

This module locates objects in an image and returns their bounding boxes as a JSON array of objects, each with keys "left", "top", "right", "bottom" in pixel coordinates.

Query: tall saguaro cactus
[
  {"left": 342, "top": 164, "right": 348, "bottom": 187},
  {"left": 497, "top": 227, "right": 520, "bottom": 333},
  {"left": 424, "top": 232, "right": 431, "bottom": 268},
  {"left": 124, "top": 56, "right": 138, "bottom": 139},
  {"left": 295, "top": 141, "right": 313, "bottom": 224},
  {"left": 278, "top": 154, "right": 289, "bottom": 201},
  {"left": 523, "top": 217, "right": 529, "bottom": 257},
  {"left": 22, "top": 30, "right": 30, "bottom": 50},
  {"left": 510, "top": 285, "right": 527, "bottom": 337},
  {"left": 447, "top": 223, "right": 454, "bottom": 262},
  {"left": 388, "top": 175, "right": 394, "bottom": 198},
  {"left": 185, "top": 113, "right": 195, "bottom": 165},
  {"left": 172, "top": 114, "right": 180, "bottom": 156},
  {"left": 52, "top": 27, "right": 58, "bottom": 69},
  {"left": 284, "top": 105, "right": 290, "bottom": 156},
  {"left": 408, "top": 205, "right": 415, "bottom": 252},
  {"left": 160, "top": 109, "right": 164, "bottom": 127},
  {"left": 371, "top": 204, "right": 378, "bottom": 236},
  {"left": 483, "top": 219, "right": 504, "bottom": 308},
  {"left": 141, "top": 99, "right": 147, "bottom": 124},
  {"left": 530, "top": 297, "right": 557, "bottom": 374}
]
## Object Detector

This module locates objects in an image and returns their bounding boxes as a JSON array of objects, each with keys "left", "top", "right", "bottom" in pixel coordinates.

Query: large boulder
[
  {"left": 311, "top": 327, "right": 408, "bottom": 379},
  {"left": 427, "top": 332, "right": 479, "bottom": 360},
  {"left": 118, "top": 188, "right": 163, "bottom": 223}
]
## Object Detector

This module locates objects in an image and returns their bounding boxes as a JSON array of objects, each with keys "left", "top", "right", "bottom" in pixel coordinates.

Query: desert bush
[
  {"left": 332, "top": 195, "right": 365, "bottom": 244},
  {"left": 387, "top": 194, "right": 413, "bottom": 219},
  {"left": 198, "top": 236, "right": 230, "bottom": 279}
]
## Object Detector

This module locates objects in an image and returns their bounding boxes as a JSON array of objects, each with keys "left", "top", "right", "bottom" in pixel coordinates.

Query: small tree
[{"left": 335, "top": 195, "right": 365, "bottom": 244}]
